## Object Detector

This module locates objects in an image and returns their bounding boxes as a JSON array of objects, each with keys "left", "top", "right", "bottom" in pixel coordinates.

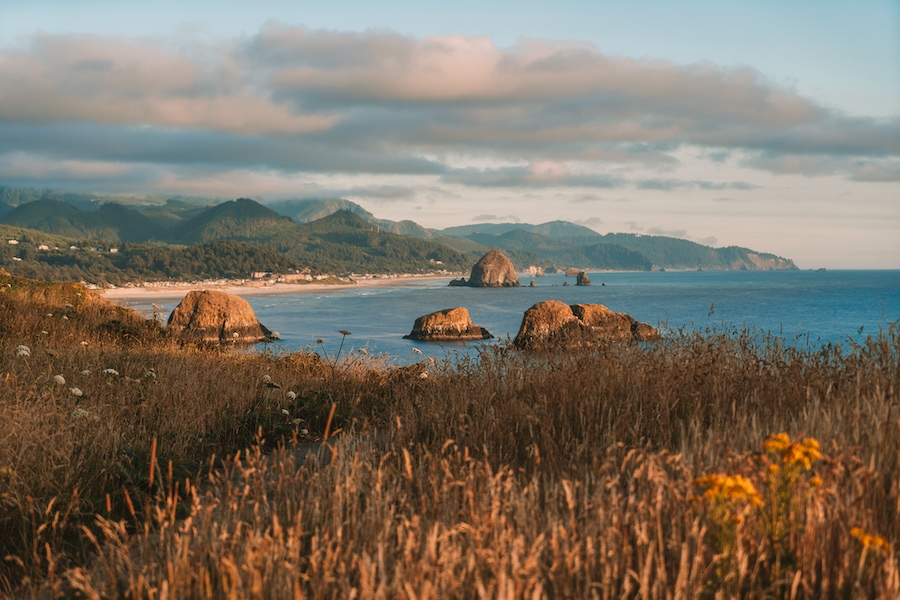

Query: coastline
[{"left": 100, "top": 273, "right": 456, "bottom": 301}]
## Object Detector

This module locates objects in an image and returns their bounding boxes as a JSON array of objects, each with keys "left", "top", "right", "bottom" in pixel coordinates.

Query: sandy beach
[{"left": 100, "top": 274, "right": 456, "bottom": 301}]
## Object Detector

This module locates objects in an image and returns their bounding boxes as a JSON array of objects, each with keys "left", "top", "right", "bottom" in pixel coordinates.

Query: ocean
[{"left": 114, "top": 270, "right": 900, "bottom": 363}]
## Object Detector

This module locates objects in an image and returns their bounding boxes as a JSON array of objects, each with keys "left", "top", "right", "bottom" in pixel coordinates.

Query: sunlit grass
[{"left": 0, "top": 269, "right": 898, "bottom": 597}]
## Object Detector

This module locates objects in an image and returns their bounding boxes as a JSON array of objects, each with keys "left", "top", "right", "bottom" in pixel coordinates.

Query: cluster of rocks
[
  {"left": 404, "top": 300, "right": 658, "bottom": 346},
  {"left": 163, "top": 250, "right": 659, "bottom": 349}
]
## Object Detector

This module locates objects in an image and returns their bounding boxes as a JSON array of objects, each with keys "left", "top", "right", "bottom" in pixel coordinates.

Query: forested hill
[{"left": 0, "top": 192, "right": 798, "bottom": 284}]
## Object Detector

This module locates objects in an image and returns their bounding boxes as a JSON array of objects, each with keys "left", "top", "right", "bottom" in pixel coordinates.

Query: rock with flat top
[
  {"left": 404, "top": 307, "right": 492, "bottom": 341},
  {"left": 514, "top": 300, "right": 660, "bottom": 350},
  {"left": 468, "top": 249, "right": 520, "bottom": 287},
  {"left": 167, "top": 290, "right": 273, "bottom": 343}
]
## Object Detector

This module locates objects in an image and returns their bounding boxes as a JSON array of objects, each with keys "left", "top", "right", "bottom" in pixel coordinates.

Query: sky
[{"left": 1, "top": 1, "right": 898, "bottom": 269}]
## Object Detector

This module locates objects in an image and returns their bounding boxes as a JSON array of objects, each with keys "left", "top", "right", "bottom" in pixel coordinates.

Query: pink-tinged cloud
[
  {"left": 0, "top": 34, "right": 337, "bottom": 135},
  {"left": 0, "top": 24, "right": 896, "bottom": 187}
]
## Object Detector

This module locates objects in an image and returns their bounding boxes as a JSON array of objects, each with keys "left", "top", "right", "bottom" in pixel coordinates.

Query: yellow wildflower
[
  {"left": 763, "top": 432, "right": 791, "bottom": 453},
  {"left": 764, "top": 433, "right": 822, "bottom": 470},
  {"left": 694, "top": 474, "right": 763, "bottom": 507},
  {"left": 851, "top": 527, "right": 891, "bottom": 553}
]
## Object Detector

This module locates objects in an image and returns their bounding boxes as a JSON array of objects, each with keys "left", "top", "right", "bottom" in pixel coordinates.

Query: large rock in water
[
  {"left": 514, "top": 300, "right": 660, "bottom": 350},
  {"left": 468, "top": 249, "right": 520, "bottom": 287},
  {"left": 167, "top": 290, "right": 273, "bottom": 343},
  {"left": 404, "top": 307, "right": 492, "bottom": 342}
]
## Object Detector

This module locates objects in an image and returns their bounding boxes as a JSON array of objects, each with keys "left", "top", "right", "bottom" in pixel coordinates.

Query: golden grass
[{"left": 0, "top": 270, "right": 897, "bottom": 598}]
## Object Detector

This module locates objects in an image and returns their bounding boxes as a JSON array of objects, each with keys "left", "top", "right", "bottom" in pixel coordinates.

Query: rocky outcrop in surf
[
  {"left": 514, "top": 300, "right": 660, "bottom": 350},
  {"left": 167, "top": 290, "right": 273, "bottom": 343},
  {"left": 467, "top": 249, "right": 520, "bottom": 287},
  {"left": 404, "top": 307, "right": 492, "bottom": 342}
]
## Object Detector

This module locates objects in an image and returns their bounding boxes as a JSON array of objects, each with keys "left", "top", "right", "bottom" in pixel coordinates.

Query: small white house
[
  {"left": 7, "top": 240, "right": 18, "bottom": 245},
  {"left": 37, "top": 244, "right": 49, "bottom": 251}
]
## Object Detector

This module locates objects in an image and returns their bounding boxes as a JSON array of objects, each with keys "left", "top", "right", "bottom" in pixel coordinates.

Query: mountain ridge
[{"left": 0, "top": 190, "right": 798, "bottom": 276}]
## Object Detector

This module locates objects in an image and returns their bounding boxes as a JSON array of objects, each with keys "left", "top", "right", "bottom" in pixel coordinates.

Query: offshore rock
[
  {"left": 575, "top": 271, "right": 591, "bottom": 286},
  {"left": 404, "top": 307, "right": 492, "bottom": 342},
  {"left": 468, "top": 249, "right": 520, "bottom": 287},
  {"left": 514, "top": 300, "right": 660, "bottom": 350},
  {"left": 447, "top": 277, "right": 468, "bottom": 287},
  {"left": 167, "top": 290, "right": 273, "bottom": 343}
]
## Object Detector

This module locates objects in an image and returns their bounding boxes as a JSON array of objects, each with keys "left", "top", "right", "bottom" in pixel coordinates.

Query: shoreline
[{"left": 100, "top": 273, "right": 457, "bottom": 301}]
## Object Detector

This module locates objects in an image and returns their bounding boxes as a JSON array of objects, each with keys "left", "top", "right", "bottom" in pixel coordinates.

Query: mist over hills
[{"left": 0, "top": 188, "right": 797, "bottom": 285}]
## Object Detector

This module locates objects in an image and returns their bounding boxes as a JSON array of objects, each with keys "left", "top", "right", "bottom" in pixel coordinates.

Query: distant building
[
  {"left": 7, "top": 240, "right": 18, "bottom": 245},
  {"left": 37, "top": 244, "right": 49, "bottom": 251}
]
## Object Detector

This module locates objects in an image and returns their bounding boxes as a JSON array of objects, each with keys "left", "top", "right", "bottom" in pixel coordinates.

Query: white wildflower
[
  {"left": 102, "top": 368, "right": 119, "bottom": 376},
  {"left": 70, "top": 387, "right": 83, "bottom": 397},
  {"left": 419, "top": 371, "right": 429, "bottom": 379},
  {"left": 262, "top": 374, "right": 273, "bottom": 384},
  {"left": 80, "top": 341, "right": 88, "bottom": 346},
  {"left": 412, "top": 347, "right": 423, "bottom": 355},
  {"left": 71, "top": 408, "right": 98, "bottom": 421},
  {"left": 52, "top": 374, "right": 66, "bottom": 385},
  {"left": 145, "top": 370, "right": 156, "bottom": 378},
  {"left": 46, "top": 313, "right": 53, "bottom": 318},
  {"left": 271, "top": 331, "right": 281, "bottom": 340},
  {"left": 15, "top": 345, "right": 31, "bottom": 357},
  {"left": 286, "top": 391, "right": 297, "bottom": 400},
  {"left": 81, "top": 369, "right": 91, "bottom": 375},
  {"left": 62, "top": 316, "right": 68, "bottom": 320},
  {"left": 282, "top": 409, "right": 290, "bottom": 416},
  {"left": 65, "top": 303, "right": 74, "bottom": 309},
  {"left": 40, "top": 330, "right": 48, "bottom": 335},
  {"left": 300, "top": 428, "right": 309, "bottom": 435}
]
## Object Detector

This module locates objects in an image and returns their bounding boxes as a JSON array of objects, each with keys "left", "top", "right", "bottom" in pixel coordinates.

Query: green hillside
[
  {"left": 281, "top": 210, "right": 471, "bottom": 274},
  {"left": 175, "top": 198, "right": 297, "bottom": 243},
  {"left": 601, "top": 233, "right": 796, "bottom": 271},
  {"left": 0, "top": 188, "right": 798, "bottom": 278}
]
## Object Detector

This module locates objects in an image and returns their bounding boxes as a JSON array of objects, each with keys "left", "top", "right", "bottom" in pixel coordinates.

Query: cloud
[
  {"left": 442, "top": 163, "right": 626, "bottom": 188},
  {"left": 471, "top": 214, "right": 521, "bottom": 223},
  {"left": 636, "top": 178, "right": 759, "bottom": 191},
  {"left": 573, "top": 217, "right": 604, "bottom": 228},
  {"left": 0, "top": 24, "right": 896, "bottom": 198}
]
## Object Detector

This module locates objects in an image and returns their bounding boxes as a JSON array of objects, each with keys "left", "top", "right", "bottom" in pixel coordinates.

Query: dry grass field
[{"left": 0, "top": 269, "right": 897, "bottom": 598}]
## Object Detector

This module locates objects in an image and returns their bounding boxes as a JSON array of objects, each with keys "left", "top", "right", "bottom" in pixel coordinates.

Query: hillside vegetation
[
  {"left": 0, "top": 191, "right": 798, "bottom": 284},
  {"left": 0, "top": 271, "right": 896, "bottom": 597}
]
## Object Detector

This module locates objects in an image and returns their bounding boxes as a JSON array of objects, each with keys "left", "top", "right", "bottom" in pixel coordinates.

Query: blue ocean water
[{"left": 115, "top": 270, "right": 900, "bottom": 363}]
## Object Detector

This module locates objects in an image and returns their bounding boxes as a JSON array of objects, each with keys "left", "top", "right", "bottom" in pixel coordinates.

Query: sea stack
[
  {"left": 467, "top": 249, "right": 520, "bottom": 287},
  {"left": 404, "top": 307, "right": 492, "bottom": 342},
  {"left": 514, "top": 300, "right": 660, "bottom": 350},
  {"left": 167, "top": 290, "right": 274, "bottom": 343}
]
